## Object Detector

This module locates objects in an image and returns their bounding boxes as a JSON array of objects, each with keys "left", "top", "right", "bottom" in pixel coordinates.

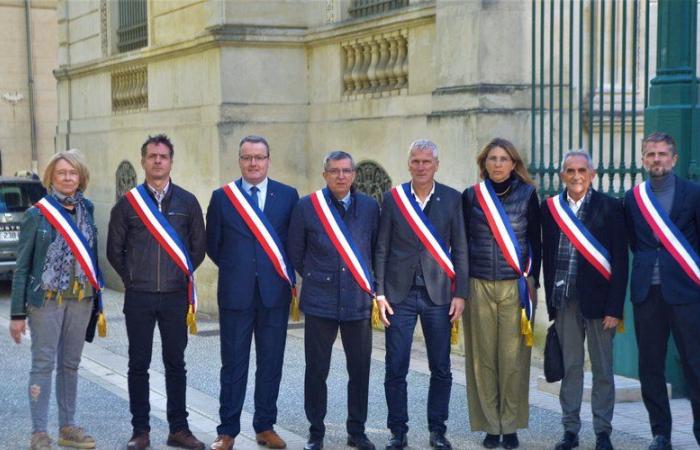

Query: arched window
[{"left": 354, "top": 160, "right": 392, "bottom": 203}]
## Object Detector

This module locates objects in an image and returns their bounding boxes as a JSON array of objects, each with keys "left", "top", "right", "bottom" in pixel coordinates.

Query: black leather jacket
[{"left": 107, "top": 182, "right": 206, "bottom": 293}]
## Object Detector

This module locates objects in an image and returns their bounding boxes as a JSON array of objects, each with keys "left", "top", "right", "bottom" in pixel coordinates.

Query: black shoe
[
  {"left": 595, "top": 432, "right": 613, "bottom": 450},
  {"left": 648, "top": 435, "right": 672, "bottom": 450},
  {"left": 482, "top": 434, "right": 500, "bottom": 449},
  {"left": 555, "top": 431, "right": 579, "bottom": 450},
  {"left": 385, "top": 434, "right": 407, "bottom": 450},
  {"left": 303, "top": 438, "right": 323, "bottom": 450},
  {"left": 429, "top": 432, "right": 452, "bottom": 449},
  {"left": 348, "top": 434, "right": 376, "bottom": 450},
  {"left": 502, "top": 433, "right": 519, "bottom": 449}
]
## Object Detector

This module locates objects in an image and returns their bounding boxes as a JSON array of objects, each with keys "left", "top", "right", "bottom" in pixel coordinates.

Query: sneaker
[
  {"left": 58, "top": 426, "right": 95, "bottom": 449},
  {"left": 30, "top": 432, "right": 53, "bottom": 450}
]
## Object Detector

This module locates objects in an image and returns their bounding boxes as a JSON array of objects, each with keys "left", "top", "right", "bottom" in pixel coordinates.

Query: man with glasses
[
  {"left": 287, "top": 151, "right": 380, "bottom": 450},
  {"left": 206, "top": 135, "right": 299, "bottom": 450}
]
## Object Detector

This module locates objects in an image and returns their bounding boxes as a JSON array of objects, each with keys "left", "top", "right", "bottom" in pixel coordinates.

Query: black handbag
[
  {"left": 85, "top": 296, "right": 99, "bottom": 343},
  {"left": 544, "top": 323, "right": 564, "bottom": 382}
]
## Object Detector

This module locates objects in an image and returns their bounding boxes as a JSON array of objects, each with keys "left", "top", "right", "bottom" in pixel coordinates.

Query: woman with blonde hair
[
  {"left": 9, "top": 149, "right": 100, "bottom": 450},
  {"left": 462, "top": 138, "right": 541, "bottom": 449}
]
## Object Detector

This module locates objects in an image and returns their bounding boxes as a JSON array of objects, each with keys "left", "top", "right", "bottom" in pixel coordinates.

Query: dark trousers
[
  {"left": 124, "top": 289, "right": 189, "bottom": 433},
  {"left": 384, "top": 287, "right": 452, "bottom": 436},
  {"left": 634, "top": 285, "right": 700, "bottom": 444},
  {"left": 217, "top": 285, "right": 289, "bottom": 437},
  {"left": 304, "top": 314, "right": 372, "bottom": 439}
]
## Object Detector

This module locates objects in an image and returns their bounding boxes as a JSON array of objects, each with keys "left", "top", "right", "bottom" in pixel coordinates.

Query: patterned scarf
[{"left": 40, "top": 189, "right": 94, "bottom": 295}]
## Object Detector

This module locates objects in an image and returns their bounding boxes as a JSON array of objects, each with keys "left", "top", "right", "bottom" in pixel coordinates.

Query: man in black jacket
[
  {"left": 541, "top": 150, "right": 628, "bottom": 450},
  {"left": 107, "top": 134, "right": 206, "bottom": 450}
]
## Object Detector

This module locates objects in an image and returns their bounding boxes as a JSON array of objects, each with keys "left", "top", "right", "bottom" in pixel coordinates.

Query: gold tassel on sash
[
  {"left": 56, "top": 293, "right": 63, "bottom": 306},
  {"left": 45, "top": 290, "right": 54, "bottom": 300},
  {"left": 290, "top": 289, "right": 300, "bottom": 322},
  {"left": 616, "top": 319, "right": 625, "bottom": 334},
  {"left": 187, "top": 304, "right": 197, "bottom": 335},
  {"left": 520, "top": 309, "right": 534, "bottom": 347},
  {"left": 371, "top": 297, "right": 381, "bottom": 328},
  {"left": 97, "top": 312, "right": 107, "bottom": 337},
  {"left": 72, "top": 280, "right": 79, "bottom": 296},
  {"left": 450, "top": 319, "right": 459, "bottom": 345}
]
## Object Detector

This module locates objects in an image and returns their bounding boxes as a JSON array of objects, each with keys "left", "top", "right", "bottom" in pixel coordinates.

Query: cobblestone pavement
[{"left": 1, "top": 284, "right": 694, "bottom": 449}]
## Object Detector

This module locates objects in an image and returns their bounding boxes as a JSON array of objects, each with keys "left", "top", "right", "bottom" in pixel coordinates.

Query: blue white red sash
[
  {"left": 390, "top": 183, "right": 456, "bottom": 283},
  {"left": 633, "top": 181, "right": 700, "bottom": 286},
  {"left": 222, "top": 180, "right": 296, "bottom": 293},
  {"left": 35, "top": 195, "right": 106, "bottom": 335},
  {"left": 473, "top": 180, "right": 534, "bottom": 345},
  {"left": 125, "top": 185, "right": 199, "bottom": 332},
  {"left": 310, "top": 189, "right": 373, "bottom": 295},
  {"left": 546, "top": 192, "right": 612, "bottom": 281}
]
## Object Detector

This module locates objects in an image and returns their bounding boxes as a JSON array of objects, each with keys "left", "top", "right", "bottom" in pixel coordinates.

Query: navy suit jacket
[
  {"left": 624, "top": 175, "right": 700, "bottom": 305},
  {"left": 541, "top": 189, "right": 628, "bottom": 321},
  {"left": 287, "top": 190, "right": 379, "bottom": 321},
  {"left": 206, "top": 178, "right": 299, "bottom": 310},
  {"left": 374, "top": 182, "right": 469, "bottom": 305}
]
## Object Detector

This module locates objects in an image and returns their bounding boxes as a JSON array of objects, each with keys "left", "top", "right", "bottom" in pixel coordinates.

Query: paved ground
[{"left": 0, "top": 283, "right": 695, "bottom": 449}]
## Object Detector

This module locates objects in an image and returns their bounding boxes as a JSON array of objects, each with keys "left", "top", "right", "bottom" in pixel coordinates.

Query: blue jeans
[
  {"left": 28, "top": 297, "right": 93, "bottom": 433},
  {"left": 384, "top": 287, "right": 452, "bottom": 435}
]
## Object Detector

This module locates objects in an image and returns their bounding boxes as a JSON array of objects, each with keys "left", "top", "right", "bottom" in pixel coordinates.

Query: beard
[{"left": 648, "top": 165, "right": 673, "bottom": 178}]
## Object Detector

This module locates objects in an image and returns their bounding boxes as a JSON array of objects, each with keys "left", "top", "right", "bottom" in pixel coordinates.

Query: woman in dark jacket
[
  {"left": 462, "top": 138, "right": 541, "bottom": 449},
  {"left": 9, "top": 149, "right": 98, "bottom": 450}
]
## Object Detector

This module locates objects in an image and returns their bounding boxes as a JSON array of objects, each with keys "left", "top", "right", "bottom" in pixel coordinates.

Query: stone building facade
[
  {"left": 0, "top": 0, "right": 58, "bottom": 176},
  {"left": 55, "top": 0, "right": 532, "bottom": 314}
]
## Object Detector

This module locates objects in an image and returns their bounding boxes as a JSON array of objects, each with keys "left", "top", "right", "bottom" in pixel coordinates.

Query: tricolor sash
[
  {"left": 35, "top": 195, "right": 107, "bottom": 336},
  {"left": 221, "top": 180, "right": 296, "bottom": 293},
  {"left": 309, "top": 189, "right": 373, "bottom": 295},
  {"left": 546, "top": 192, "right": 612, "bottom": 281},
  {"left": 632, "top": 181, "right": 700, "bottom": 286},
  {"left": 390, "top": 183, "right": 456, "bottom": 283},
  {"left": 473, "top": 180, "right": 534, "bottom": 346},
  {"left": 125, "top": 185, "right": 199, "bottom": 334}
]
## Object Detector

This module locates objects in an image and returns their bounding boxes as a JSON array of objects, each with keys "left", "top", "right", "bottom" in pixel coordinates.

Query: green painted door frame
[{"left": 614, "top": 0, "right": 700, "bottom": 398}]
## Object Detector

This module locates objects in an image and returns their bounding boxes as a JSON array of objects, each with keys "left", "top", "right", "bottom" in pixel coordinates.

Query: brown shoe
[
  {"left": 127, "top": 430, "right": 150, "bottom": 450},
  {"left": 256, "top": 429, "right": 287, "bottom": 449},
  {"left": 167, "top": 429, "right": 205, "bottom": 450},
  {"left": 210, "top": 434, "right": 235, "bottom": 450}
]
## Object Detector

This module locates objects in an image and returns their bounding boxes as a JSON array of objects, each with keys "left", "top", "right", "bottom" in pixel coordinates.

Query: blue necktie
[{"left": 250, "top": 186, "right": 260, "bottom": 209}]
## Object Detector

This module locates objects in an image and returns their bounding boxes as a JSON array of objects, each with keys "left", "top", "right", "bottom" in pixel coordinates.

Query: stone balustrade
[
  {"left": 341, "top": 30, "right": 408, "bottom": 98},
  {"left": 111, "top": 65, "right": 148, "bottom": 112}
]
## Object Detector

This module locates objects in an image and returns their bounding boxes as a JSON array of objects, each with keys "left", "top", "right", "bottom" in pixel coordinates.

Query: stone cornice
[
  {"left": 432, "top": 83, "right": 531, "bottom": 96},
  {"left": 0, "top": 0, "right": 56, "bottom": 9}
]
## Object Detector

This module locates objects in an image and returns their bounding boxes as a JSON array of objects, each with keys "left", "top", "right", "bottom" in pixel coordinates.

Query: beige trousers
[{"left": 463, "top": 278, "right": 533, "bottom": 434}]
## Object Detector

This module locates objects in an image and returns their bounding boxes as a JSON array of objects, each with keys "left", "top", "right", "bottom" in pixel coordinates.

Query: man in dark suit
[
  {"left": 625, "top": 132, "right": 700, "bottom": 450},
  {"left": 374, "top": 139, "right": 469, "bottom": 450},
  {"left": 541, "top": 150, "right": 628, "bottom": 450},
  {"left": 287, "top": 151, "right": 380, "bottom": 450},
  {"left": 206, "top": 135, "right": 299, "bottom": 450}
]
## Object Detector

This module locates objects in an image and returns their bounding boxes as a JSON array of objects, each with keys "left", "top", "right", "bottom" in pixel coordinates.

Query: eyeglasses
[
  {"left": 325, "top": 168, "right": 354, "bottom": 176},
  {"left": 239, "top": 155, "right": 269, "bottom": 163}
]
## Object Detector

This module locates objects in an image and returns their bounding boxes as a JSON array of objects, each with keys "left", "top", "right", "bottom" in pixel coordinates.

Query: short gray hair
[
  {"left": 323, "top": 150, "right": 355, "bottom": 171},
  {"left": 560, "top": 150, "right": 594, "bottom": 172},
  {"left": 408, "top": 139, "right": 439, "bottom": 159}
]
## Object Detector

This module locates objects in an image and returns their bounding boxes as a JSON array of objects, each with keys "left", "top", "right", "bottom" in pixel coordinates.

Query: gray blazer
[{"left": 374, "top": 182, "right": 469, "bottom": 305}]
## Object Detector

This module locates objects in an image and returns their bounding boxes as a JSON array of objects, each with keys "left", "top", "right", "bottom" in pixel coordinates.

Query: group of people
[{"left": 7, "top": 131, "right": 700, "bottom": 450}]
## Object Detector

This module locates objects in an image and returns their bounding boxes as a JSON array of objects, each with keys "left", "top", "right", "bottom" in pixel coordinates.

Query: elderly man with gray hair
[
  {"left": 287, "top": 150, "right": 380, "bottom": 450},
  {"left": 540, "top": 150, "right": 628, "bottom": 450}
]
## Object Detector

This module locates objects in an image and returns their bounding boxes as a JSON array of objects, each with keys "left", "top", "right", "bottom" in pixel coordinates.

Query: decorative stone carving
[
  {"left": 354, "top": 160, "right": 392, "bottom": 203},
  {"left": 111, "top": 66, "right": 148, "bottom": 112},
  {"left": 342, "top": 31, "right": 408, "bottom": 98},
  {"left": 115, "top": 160, "right": 137, "bottom": 200},
  {"left": 100, "top": 0, "right": 108, "bottom": 57}
]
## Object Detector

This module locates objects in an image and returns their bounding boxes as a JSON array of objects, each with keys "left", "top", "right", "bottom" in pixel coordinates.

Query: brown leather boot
[
  {"left": 210, "top": 434, "right": 235, "bottom": 450},
  {"left": 167, "top": 429, "right": 205, "bottom": 450},
  {"left": 256, "top": 429, "right": 287, "bottom": 449},
  {"left": 127, "top": 430, "right": 150, "bottom": 450}
]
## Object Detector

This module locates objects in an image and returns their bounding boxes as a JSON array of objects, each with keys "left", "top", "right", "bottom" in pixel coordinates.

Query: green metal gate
[{"left": 530, "top": 0, "right": 689, "bottom": 397}]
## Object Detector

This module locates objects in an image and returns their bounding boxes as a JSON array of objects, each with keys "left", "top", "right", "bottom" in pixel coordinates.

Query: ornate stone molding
[
  {"left": 100, "top": 0, "right": 108, "bottom": 57},
  {"left": 115, "top": 160, "right": 137, "bottom": 200},
  {"left": 111, "top": 66, "right": 148, "bottom": 112},
  {"left": 342, "top": 30, "right": 407, "bottom": 98},
  {"left": 354, "top": 160, "right": 392, "bottom": 203}
]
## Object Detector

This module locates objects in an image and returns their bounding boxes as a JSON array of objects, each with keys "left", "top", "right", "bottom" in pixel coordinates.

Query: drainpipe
[{"left": 23, "top": 0, "right": 38, "bottom": 173}]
